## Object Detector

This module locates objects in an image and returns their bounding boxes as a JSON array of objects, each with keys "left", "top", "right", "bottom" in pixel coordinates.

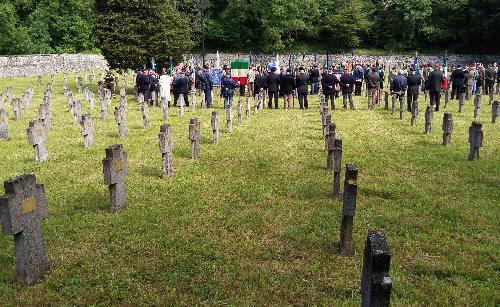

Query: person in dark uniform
[
  {"left": 407, "top": 67, "right": 421, "bottom": 111},
  {"left": 295, "top": 67, "right": 309, "bottom": 109},
  {"left": 105, "top": 70, "right": 115, "bottom": 92},
  {"left": 173, "top": 70, "right": 189, "bottom": 107},
  {"left": 254, "top": 69, "right": 266, "bottom": 99},
  {"left": 322, "top": 67, "right": 339, "bottom": 110},
  {"left": 451, "top": 65, "right": 465, "bottom": 100},
  {"left": 309, "top": 64, "right": 320, "bottom": 94},
  {"left": 266, "top": 67, "right": 280, "bottom": 109},
  {"left": 427, "top": 65, "right": 443, "bottom": 111},
  {"left": 340, "top": 71, "right": 355, "bottom": 110},
  {"left": 280, "top": 68, "right": 295, "bottom": 109}
]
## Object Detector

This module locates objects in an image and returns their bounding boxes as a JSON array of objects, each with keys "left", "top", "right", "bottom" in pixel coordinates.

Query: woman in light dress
[{"left": 159, "top": 68, "right": 171, "bottom": 106}]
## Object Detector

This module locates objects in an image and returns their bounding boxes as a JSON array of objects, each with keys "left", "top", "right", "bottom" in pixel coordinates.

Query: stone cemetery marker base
[{"left": 103, "top": 144, "right": 128, "bottom": 212}]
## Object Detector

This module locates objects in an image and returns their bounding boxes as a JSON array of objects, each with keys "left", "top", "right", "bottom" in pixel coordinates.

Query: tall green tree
[{"left": 94, "top": 0, "right": 193, "bottom": 70}]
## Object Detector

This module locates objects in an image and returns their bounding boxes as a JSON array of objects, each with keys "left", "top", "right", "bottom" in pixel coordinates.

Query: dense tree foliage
[
  {"left": 0, "top": 0, "right": 499, "bottom": 55},
  {"left": 94, "top": 0, "right": 192, "bottom": 70}
]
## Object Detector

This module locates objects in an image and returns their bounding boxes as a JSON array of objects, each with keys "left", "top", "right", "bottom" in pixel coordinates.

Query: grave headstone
[
  {"left": 399, "top": 98, "right": 404, "bottom": 120},
  {"left": 12, "top": 98, "right": 23, "bottom": 120},
  {"left": 189, "top": 118, "right": 201, "bottom": 159},
  {"left": 384, "top": 91, "right": 389, "bottom": 110},
  {"left": 458, "top": 92, "right": 465, "bottom": 113},
  {"left": 473, "top": 94, "right": 481, "bottom": 118},
  {"left": 37, "top": 75, "right": 43, "bottom": 86},
  {"left": 237, "top": 100, "right": 243, "bottom": 124},
  {"left": 114, "top": 106, "right": 127, "bottom": 137},
  {"left": 179, "top": 94, "right": 185, "bottom": 116},
  {"left": 211, "top": 110, "right": 220, "bottom": 144},
  {"left": 468, "top": 122, "right": 483, "bottom": 161},
  {"left": 332, "top": 138, "right": 343, "bottom": 198},
  {"left": 322, "top": 113, "right": 331, "bottom": 151},
  {"left": 339, "top": 164, "right": 358, "bottom": 256},
  {"left": 191, "top": 89, "right": 196, "bottom": 112},
  {"left": 38, "top": 103, "right": 51, "bottom": 130},
  {"left": 7, "top": 86, "right": 13, "bottom": 105},
  {"left": 326, "top": 123, "right": 336, "bottom": 171},
  {"left": 424, "top": 106, "right": 433, "bottom": 135},
  {"left": 360, "top": 231, "right": 392, "bottom": 307},
  {"left": 73, "top": 100, "right": 82, "bottom": 125},
  {"left": 159, "top": 124, "right": 174, "bottom": 178},
  {"left": 120, "top": 86, "right": 126, "bottom": 98},
  {"left": 246, "top": 97, "right": 251, "bottom": 119},
  {"left": 226, "top": 107, "right": 233, "bottom": 133},
  {"left": 102, "top": 144, "right": 128, "bottom": 212},
  {"left": 27, "top": 120, "right": 48, "bottom": 162},
  {"left": 391, "top": 94, "right": 396, "bottom": 114},
  {"left": 442, "top": 113, "right": 453, "bottom": 146},
  {"left": 444, "top": 90, "right": 450, "bottom": 108},
  {"left": 0, "top": 174, "right": 50, "bottom": 285},
  {"left": 0, "top": 93, "right": 3, "bottom": 109},
  {"left": 0, "top": 108, "right": 9, "bottom": 140},
  {"left": 410, "top": 104, "right": 418, "bottom": 126},
  {"left": 161, "top": 97, "right": 169, "bottom": 121},
  {"left": 140, "top": 102, "right": 150, "bottom": 128},
  {"left": 152, "top": 91, "right": 158, "bottom": 107},
  {"left": 80, "top": 114, "right": 94, "bottom": 148},
  {"left": 492, "top": 101, "right": 499, "bottom": 124},
  {"left": 100, "top": 95, "right": 108, "bottom": 120},
  {"left": 488, "top": 88, "right": 494, "bottom": 105}
]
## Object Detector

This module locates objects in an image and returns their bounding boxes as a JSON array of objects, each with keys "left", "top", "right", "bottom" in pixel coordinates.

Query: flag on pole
[
  {"left": 413, "top": 52, "right": 420, "bottom": 76},
  {"left": 442, "top": 53, "right": 449, "bottom": 90},
  {"left": 216, "top": 51, "right": 220, "bottom": 69},
  {"left": 276, "top": 53, "right": 280, "bottom": 74},
  {"left": 169, "top": 57, "right": 173, "bottom": 76}
]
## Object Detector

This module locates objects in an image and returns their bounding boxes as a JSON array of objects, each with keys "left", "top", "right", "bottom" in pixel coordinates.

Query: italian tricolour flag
[{"left": 231, "top": 60, "right": 249, "bottom": 85}]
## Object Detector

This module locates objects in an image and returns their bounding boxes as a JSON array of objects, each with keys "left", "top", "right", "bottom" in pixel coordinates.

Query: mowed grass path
[{"left": 0, "top": 74, "right": 499, "bottom": 305}]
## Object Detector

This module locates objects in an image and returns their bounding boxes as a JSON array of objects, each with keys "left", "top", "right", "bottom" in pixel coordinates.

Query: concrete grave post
[
  {"left": 361, "top": 231, "right": 392, "bottom": 307},
  {"left": 332, "top": 138, "right": 343, "bottom": 198},
  {"left": 339, "top": 164, "right": 358, "bottom": 256},
  {"left": 237, "top": 100, "right": 243, "bottom": 124},
  {"left": 442, "top": 113, "right": 453, "bottom": 146},
  {"left": 0, "top": 108, "right": 9, "bottom": 140},
  {"left": 410, "top": 103, "right": 418, "bottom": 126},
  {"left": 226, "top": 107, "right": 233, "bottom": 133},
  {"left": 140, "top": 102, "right": 150, "bottom": 128},
  {"left": 12, "top": 98, "right": 23, "bottom": 120},
  {"left": 246, "top": 97, "right": 251, "bottom": 119},
  {"left": 114, "top": 106, "right": 127, "bottom": 137},
  {"left": 444, "top": 89, "right": 450, "bottom": 108},
  {"left": 211, "top": 110, "right": 220, "bottom": 144},
  {"left": 189, "top": 118, "right": 201, "bottom": 159},
  {"left": 103, "top": 144, "right": 128, "bottom": 212},
  {"left": 492, "top": 101, "right": 499, "bottom": 123},
  {"left": 0, "top": 174, "right": 50, "bottom": 285},
  {"left": 458, "top": 92, "right": 465, "bottom": 113},
  {"left": 179, "top": 94, "right": 185, "bottom": 116},
  {"left": 159, "top": 124, "right": 174, "bottom": 178},
  {"left": 326, "top": 123, "right": 336, "bottom": 171},
  {"left": 384, "top": 91, "right": 389, "bottom": 110},
  {"left": 473, "top": 94, "right": 481, "bottom": 118},
  {"left": 468, "top": 122, "right": 483, "bottom": 161},
  {"left": 73, "top": 100, "right": 82, "bottom": 125},
  {"left": 424, "top": 106, "right": 433, "bottom": 135},
  {"left": 161, "top": 97, "right": 169, "bottom": 121}
]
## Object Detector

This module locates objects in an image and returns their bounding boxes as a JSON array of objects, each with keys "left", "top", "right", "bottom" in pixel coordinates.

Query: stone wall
[
  {"left": 185, "top": 53, "right": 500, "bottom": 68},
  {"left": 0, "top": 54, "right": 108, "bottom": 78}
]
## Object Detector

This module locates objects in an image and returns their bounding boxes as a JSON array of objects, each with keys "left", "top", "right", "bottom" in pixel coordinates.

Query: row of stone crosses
[{"left": 0, "top": 171, "right": 391, "bottom": 306}]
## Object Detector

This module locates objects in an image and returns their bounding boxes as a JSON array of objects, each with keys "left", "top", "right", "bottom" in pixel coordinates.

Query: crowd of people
[{"left": 128, "top": 60, "right": 500, "bottom": 113}]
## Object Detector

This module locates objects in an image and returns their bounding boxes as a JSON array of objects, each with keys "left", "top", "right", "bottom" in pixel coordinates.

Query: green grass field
[{"left": 0, "top": 74, "right": 499, "bottom": 305}]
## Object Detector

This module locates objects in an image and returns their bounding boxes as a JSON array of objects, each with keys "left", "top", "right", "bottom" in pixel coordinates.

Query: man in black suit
[
  {"left": 280, "top": 69, "right": 295, "bottom": 109},
  {"left": 173, "top": 70, "right": 190, "bottom": 107},
  {"left": 310, "top": 64, "right": 320, "bottom": 94},
  {"left": 451, "top": 65, "right": 465, "bottom": 100},
  {"left": 407, "top": 67, "right": 421, "bottom": 111},
  {"left": 266, "top": 67, "right": 280, "bottom": 109},
  {"left": 295, "top": 67, "right": 309, "bottom": 109},
  {"left": 137, "top": 70, "right": 151, "bottom": 101},
  {"left": 428, "top": 65, "right": 444, "bottom": 111},
  {"left": 340, "top": 71, "right": 355, "bottom": 110},
  {"left": 322, "top": 67, "right": 339, "bottom": 110},
  {"left": 254, "top": 69, "right": 266, "bottom": 99}
]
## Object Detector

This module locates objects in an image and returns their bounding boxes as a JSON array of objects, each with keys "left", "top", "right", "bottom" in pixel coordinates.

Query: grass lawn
[{"left": 0, "top": 74, "right": 499, "bottom": 305}]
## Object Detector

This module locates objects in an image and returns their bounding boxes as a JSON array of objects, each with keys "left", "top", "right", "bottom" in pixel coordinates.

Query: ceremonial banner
[{"left": 212, "top": 68, "right": 222, "bottom": 85}]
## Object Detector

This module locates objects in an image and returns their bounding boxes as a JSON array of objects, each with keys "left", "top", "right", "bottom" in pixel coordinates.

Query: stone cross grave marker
[
  {"left": 191, "top": 89, "right": 196, "bottom": 112},
  {"left": 326, "top": 122, "right": 336, "bottom": 171},
  {"left": 399, "top": 98, "right": 404, "bottom": 120},
  {"left": 152, "top": 91, "right": 158, "bottom": 108},
  {"left": 442, "top": 113, "right": 453, "bottom": 146},
  {"left": 322, "top": 113, "right": 331, "bottom": 151},
  {"left": 159, "top": 124, "right": 174, "bottom": 178},
  {"left": 339, "top": 164, "right": 358, "bottom": 256},
  {"left": 473, "top": 94, "right": 481, "bottom": 118},
  {"left": 179, "top": 94, "right": 185, "bottom": 116},
  {"left": 0, "top": 93, "right": 4, "bottom": 109},
  {"left": 254, "top": 96, "right": 259, "bottom": 115},
  {"left": 360, "top": 231, "right": 392, "bottom": 307},
  {"left": 492, "top": 101, "right": 499, "bottom": 124},
  {"left": 114, "top": 106, "right": 127, "bottom": 137},
  {"left": 100, "top": 94, "right": 108, "bottom": 120},
  {"left": 332, "top": 138, "right": 343, "bottom": 198},
  {"left": 12, "top": 98, "right": 23, "bottom": 120},
  {"left": 211, "top": 110, "right": 220, "bottom": 144},
  {"left": 7, "top": 86, "right": 13, "bottom": 105},
  {"left": 0, "top": 174, "right": 50, "bottom": 285},
  {"left": 391, "top": 94, "right": 396, "bottom": 114},
  {"left": 468, "top": 122, "right": 483, "bottom": 161},
  {"left": 38, "top": 103, "right": 51, "bottom": 130},
  {"left": 444, "top": 90, "right": 450, "bottom": 108},
  {"left": 488, "top": 87, "right": 494, "bottom": 105},
  {"left": 384, "top": 91, "right": 389, "bottom": 110},
  {"left": 424, "top": 106, "right": 433, "bottom": 135},
  {"left": 27, "top": 120, "right": 48, "bottom": 162},
  {"left": 103, "top": 144, "right": 128, "bottom": 212},
  {"left": 80, "top": 114, "right": 94, "bottom": 148},
  {"left": 105, "top": 89, "right": 112, "bottom": 108},
  {"left": 201, "top": 89, "right": 206, "bottom": 109},
  {"left": 73, "top": 100, "right": 82, "bottom": 125},
  {"left": 37, "top": 75, "right": 43, "bottom": 86},
  {"left": 0, "top": 108, "right": 9, "bottom": 140},
  {"left": 120, "top": 86, "right": 126, "bottom": 98},
  {"left": 410, "top": 104, "right": 418, "bottom": 126},
  {"left": 189, "top": 118, "right": 201, "bottom": 159},
  {"left": 140, "top": 102, "right": 150, "bottom": 128},
  {"left": 161, "top": 97, "right": 169, "bottom": 121}
]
